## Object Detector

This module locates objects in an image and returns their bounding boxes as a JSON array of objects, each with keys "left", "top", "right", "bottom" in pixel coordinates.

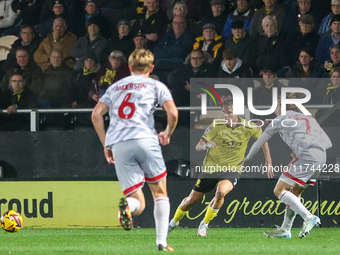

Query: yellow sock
[
  {"left": 173, "top": 206, "right": 187, "bottom": 222},
  {"left": 203, "top": 206, "right": 219, "bottom": 224}
]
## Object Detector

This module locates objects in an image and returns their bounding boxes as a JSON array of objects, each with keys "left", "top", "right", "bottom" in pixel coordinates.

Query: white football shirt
[
  {"left": 246, "top": 110, "right": 332, "bottom": 160},
  {"left": 99, "top": 74, "right": 173, "bottom": 146}
]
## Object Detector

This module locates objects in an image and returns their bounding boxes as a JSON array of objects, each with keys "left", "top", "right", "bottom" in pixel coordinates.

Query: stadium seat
[{"left": 0, "top": 35, "right": 18, "bottom": 61}]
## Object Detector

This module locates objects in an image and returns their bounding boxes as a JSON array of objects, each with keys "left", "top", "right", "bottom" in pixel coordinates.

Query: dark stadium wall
[
  {"left": 0, "top": 128, "right": 339, "bottom": 227},
  {"left": 134, "top": 178, "right": 340, "bottom": 228},
  {"left": 0, "top": 127, "right": 339, "bottom": 179}
]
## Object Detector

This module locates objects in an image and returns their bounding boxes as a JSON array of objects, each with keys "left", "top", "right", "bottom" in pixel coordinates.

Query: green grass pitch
[{"left": 0, "top": 228, "right": 339, "bottom": 254}]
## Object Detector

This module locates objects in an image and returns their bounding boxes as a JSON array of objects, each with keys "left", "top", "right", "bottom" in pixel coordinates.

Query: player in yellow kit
[{"left": 168, "top": 96, "right": 273, "bottom": 236}]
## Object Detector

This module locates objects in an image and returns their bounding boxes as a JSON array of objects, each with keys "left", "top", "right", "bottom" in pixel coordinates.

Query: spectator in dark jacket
[
  {"left": 249, "top": 0, "right": 286, "bottom": 37},
  {"left": 225, "top": 20, "right": 255, "bottom": 67},
  {"left": 223, "top": 0, "right": 255, "bottom": 37},
  {"left": 38, "top": 49, "right": 73, "bottom": 108},
  {"left": 193, "top": 0, "right": 228, "bottom": 37},
  {"left": 76, "top": 0, "right": 111, "bottom": 40},
  {"left": 289, "top": 47, "right": 326, "bottom": 103},
  {"left": 133, "top": 0, "right": 168, "bottom": 44},
  {"left": 168, "top": 49, "right": 215, "bottom": 106},
  {"left": 110, "top": 19, "right": 135, "bottom": 60},
  {"left": 70, "top": 16, "right": 108, "bottom": 70},
  {"left": 316, "top": 14, "right": 340, "bottom": 64},
  {"left": 254, "top": 15, "right": 289, "bottom": 76},
  {"left": 0, "top": 72, "right": 37, "bottom": 131},
  {"left": 282, "top": 0, "right": 321, "bottom": 35},
  {"left": 0, "top": 48, "right": 44, "bottom": 96},
  {"left": 2, "top": 25, "right": 40, "bottom": 72},
  {"left": 286, "top": 14, "right": 319, "bottom": 66},
  {"left": 40, "top": 0, "right": 80, "bottom": 40},
  {"left": 154, "top": 15, "right": 193, "bottom": 71},
  {"left": 40, "top": 0, "right": 76, "bottom": 23},
  {"left": 318, "top": 0, "right": 340, "bottom": 35},
  {"left": 167, "top": 49, "right": 215, "bottom": 125},
  {"left": 69, "top": 50, "right": 100, "bottom": 108}
]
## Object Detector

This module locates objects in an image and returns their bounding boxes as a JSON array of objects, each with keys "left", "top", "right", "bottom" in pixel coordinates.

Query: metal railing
[{"left": 0, "top": 105, "right": 336, "bottom": 132}]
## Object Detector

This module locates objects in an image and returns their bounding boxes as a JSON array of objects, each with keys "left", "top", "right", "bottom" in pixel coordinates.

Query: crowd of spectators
[{"left": 0, "top": 0, "right": 339, "bottom": 130}]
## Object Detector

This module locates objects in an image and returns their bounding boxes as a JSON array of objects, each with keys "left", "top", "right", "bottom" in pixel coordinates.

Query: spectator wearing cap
[
  {"left": 223, "top": 0, "right": 255, "bottom": 37},
  {"left": 316, "top": 14, "right": 340, "bottom": 63},
  {"left": 153, "top": 15, "right": 193, "bottom": 73},
  {"left": 134, "top": 0, "right": 168, "bottom": 44},
  {"left": 252, "top": 67, "right": 284, "bottom": 124},
  {"left": 90, "top": 50, "right": 130, "bottom": 105},
  {"left": 34, "top": 17, "right": 77, "bottom": 71},
  {"left": 133, "top": 32, "right": 151, "bottom": 50},
  {"left": 193, "top": 23, "right": 223, "bottom": 65},
  {"left": 76, "top": 0, "right": 111, "bottom": 40},
  {"left": 38, "top": 48, "right": 73, "bottom": 108},
  {"left": 282, "top": 0, "right": 321, "bottom": 35},
  {"left": 193, "top": 0, "right": 228, "bottom": 37},
  {"left": 0, "top": 72, "right": 37, "bottom": 131},
  {"left": 249, "top": 0, "right": 286, "bottom": 37},
  {"left": 319, "top": 0, "right": 340, "bottom": 35},
  {"left": 40, "top": 0, "right": 76, "bottom": 24},
  {"left": 286, "top": 14, "right": 320, "bottom": 66},
  {"left": 69, "top": 50, "right": 101, "bottom": 108},
  {"left": 2, "top": 25, "right": 41, "bottom": 73},
  {"left": 224, "top": 20, "right": 255, "bottom": 67},
  {"left": 111, "top": 19, "right": 135, "bottom": 59},
  {"left": 253, "top": 15, "right": 289, "bottom": 76},
  {"left": 0, "top": 48, "right": 44, "bottom": 96},
  {"left": 254, "top": 68, "right": 283, "bottom": 105},
  {"left": 323, "top": 44, "right": 340, "bottom": 73},
  {"left": 70, "top": 16, "right": 108, "bottom": 71},
  {"left": 39, "top": 0, "right": 74, "bottom": 39}
]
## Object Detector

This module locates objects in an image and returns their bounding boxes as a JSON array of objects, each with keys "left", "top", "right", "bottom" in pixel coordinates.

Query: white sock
[
  {"left": 126, "top": 197, "right": 140, "bottom": 215},
  {"left": 278, "top": 191, "right": 312, "bottom": 221},
  {"left": 281, "top": 205, "right": 296, "bottom": 231},
  {"left": 154, "top": 197, "right": 170, "bottom": 247}
]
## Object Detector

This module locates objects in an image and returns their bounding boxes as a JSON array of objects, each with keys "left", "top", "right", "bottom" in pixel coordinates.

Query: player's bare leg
[
  {"left": 148, "top": 178, "right": 174, "bottom": 252},
  {"left": 168, "top": 190, "right": 204, "bottom": 233},
  {"left": 119, "top": 189, "right": 146, "bottom": 231},
  {"left": 198, "top": 180, "right": 234, "bottom": 236}
]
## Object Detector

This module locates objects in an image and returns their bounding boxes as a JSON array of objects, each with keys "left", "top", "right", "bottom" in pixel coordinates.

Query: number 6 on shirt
[{"left": 118, "top": 93, "right": 136, "bottom": 119}]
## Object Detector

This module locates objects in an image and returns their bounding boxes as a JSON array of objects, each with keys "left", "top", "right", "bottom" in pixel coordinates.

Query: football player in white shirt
[
  {"left": 239, "top": 93, "right": 332, "bottom": 238},
  {"left": 92, "top": 49, "right": 178, "bottom": 251}
]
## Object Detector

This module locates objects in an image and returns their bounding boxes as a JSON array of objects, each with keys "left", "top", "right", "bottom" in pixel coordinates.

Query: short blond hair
[{"left": 128, "top": 49, "right": 154, "bottom": 73}]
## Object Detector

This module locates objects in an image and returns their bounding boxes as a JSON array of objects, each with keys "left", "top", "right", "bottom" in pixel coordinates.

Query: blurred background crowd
[{"left": 0, "top": 0, "right": 340, "bottom": 130}]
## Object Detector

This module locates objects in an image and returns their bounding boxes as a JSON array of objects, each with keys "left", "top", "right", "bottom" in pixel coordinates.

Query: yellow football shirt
[{"left": 201, "top": 118, "right": 262, "bottom": 174}]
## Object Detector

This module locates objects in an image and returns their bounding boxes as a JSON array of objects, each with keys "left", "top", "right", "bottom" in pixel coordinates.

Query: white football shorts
[
  {"left": 110, "top": 137, "right": 167, "bottom": 196},
  {"left": 279, "top": 148, "right": 326, "bottom": 188}
]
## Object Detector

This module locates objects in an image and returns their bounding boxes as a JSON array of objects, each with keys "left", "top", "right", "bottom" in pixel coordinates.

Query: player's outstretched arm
[
  {"left": 195, "top": 139, "right": 216, "bottom": 151},
  {"left": 91, "top": 102, "right": 114, "bottom": 164},
  {"left": 159, "top": 100, "right": 178, "bottom": 145},
  {"left": 262, "top": 142, "right": 274, "bottom": 179}
]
